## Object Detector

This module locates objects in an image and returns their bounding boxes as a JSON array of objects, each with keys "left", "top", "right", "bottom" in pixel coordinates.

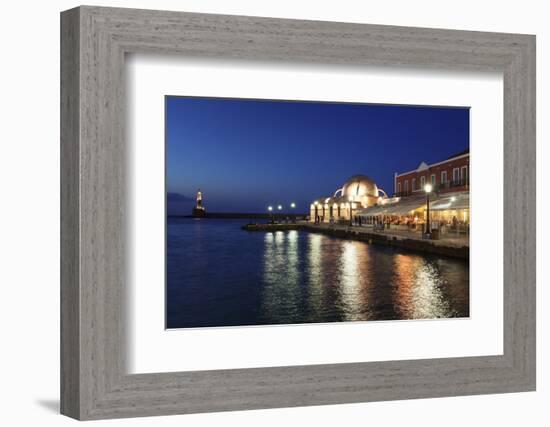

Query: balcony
[
  {"left": 441, "top": 178, "right": 469, "bottom": 190},
  {"left": 394, "top": 178, "right": 468, "bottom": 197}
]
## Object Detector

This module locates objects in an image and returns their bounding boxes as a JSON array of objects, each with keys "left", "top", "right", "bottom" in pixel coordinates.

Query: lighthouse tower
[{"left": 191, "top": 188, "right": 206, "bottom": 217}]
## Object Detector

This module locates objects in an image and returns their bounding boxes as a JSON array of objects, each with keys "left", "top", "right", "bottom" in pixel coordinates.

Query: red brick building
[{"left": 394, "top": 150, "right": 469, "bottom": 196}]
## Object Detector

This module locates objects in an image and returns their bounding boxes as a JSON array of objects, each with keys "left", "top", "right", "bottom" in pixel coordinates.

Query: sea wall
[
  {"left": 242, "top": 223, "right": 469, "bottom": 260},
  {"left": 241, "top": 223, "right": 303, "bottom": 231}
]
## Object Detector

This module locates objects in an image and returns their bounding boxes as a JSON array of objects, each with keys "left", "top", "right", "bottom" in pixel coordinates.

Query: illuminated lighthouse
[{"left": 191, "top": 188, "right": 206, "bottom": 217}]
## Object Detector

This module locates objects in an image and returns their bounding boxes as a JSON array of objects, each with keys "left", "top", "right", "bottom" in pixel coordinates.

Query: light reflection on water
[
  {"left": 393, "top": 254, "right": 453, "bottom": 319},
  {"left": 261, "top": 231, "right": 301, "bottom": 323},
  {"left": 166, "top": 218, "right": 469, "bottom": 329}
]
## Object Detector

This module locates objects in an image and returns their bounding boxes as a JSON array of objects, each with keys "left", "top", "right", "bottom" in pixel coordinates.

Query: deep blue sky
[{"left": 166, "top": 96, "right": 469, "bottom": 214}]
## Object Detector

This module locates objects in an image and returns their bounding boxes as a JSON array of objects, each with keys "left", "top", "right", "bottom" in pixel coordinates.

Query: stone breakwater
[{"left": 242, "top": 222, "right": 469, "bottom": 260}]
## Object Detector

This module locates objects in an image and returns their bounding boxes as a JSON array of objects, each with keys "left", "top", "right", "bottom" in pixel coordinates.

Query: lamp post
[
  {"left": 268, "top": 205, "right": 273, "bottom": 223},
  {"left": 290, "top": 202, "right": 296, "bottom": 222},
  {"left": 424, "top": 183, "right": 433, "bottom": 238}
]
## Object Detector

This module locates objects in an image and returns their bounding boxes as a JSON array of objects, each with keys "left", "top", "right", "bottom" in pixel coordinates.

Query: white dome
[{"left": 341, "top": 175, "right": 378, "bottom": 200}]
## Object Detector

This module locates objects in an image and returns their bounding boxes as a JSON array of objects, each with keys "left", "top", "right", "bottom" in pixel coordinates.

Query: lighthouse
[{"left": 191, "top": 188, "right": 206, "bottom": 217}]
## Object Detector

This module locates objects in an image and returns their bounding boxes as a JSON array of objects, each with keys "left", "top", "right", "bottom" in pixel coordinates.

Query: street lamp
[
  {"left": 424, "top": 183, "right": 433, "bottom": 237},
  {"left": 268, "top": 205, "right": 273, "bottom": 223},
  {"left": 290, "top": 202, "right": 296, "bottom": 208}
]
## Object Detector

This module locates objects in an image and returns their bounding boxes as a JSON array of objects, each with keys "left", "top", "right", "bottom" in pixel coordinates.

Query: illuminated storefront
[{"left": 357, "top": 192, "right": 469, "bottom": 234}]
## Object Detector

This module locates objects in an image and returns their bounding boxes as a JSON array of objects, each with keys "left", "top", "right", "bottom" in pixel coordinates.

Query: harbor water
[{"left": 167, "top": 217, "right": 469, "bottom": 329}]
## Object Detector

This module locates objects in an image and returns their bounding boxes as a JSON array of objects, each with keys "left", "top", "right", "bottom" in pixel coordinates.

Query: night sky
[{"left": 166, "top": 96, "right": 469, "bottom": 214}]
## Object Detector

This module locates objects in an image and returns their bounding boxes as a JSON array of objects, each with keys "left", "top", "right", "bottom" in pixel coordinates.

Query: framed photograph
[
  {"left": 165, "top": 96, "right": 470, "bottom": 330},
  {"left": 61, "top": 6, "right": 536, "bottom": 420}
]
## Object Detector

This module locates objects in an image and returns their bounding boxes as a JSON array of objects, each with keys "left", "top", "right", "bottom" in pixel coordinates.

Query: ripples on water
[{"left": 166, "top": 218, "right": 469, "bottom": 329}]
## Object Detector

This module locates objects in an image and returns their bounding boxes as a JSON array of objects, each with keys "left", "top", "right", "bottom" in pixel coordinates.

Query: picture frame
[{"left": 60, "top": 5, "right": 536, "bottom": 420}]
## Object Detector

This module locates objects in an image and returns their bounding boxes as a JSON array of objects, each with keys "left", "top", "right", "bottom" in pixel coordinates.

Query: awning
[
  {"left": 356, "top": 192, "right": 469, "bottom": 216},
  {"left": 357, "top": 195, "right": 425, "bottom": 217},
  {"left": 429, "top": 194, "right": 469, "bottom": 211},
  {"left": 356, "top": 204, "right": 389, "bottom": 216}
]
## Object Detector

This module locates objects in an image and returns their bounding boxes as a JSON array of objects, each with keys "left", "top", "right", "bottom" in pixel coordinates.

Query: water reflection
[
  {"left": 260, "top": 231, "right": 468, "bottom": 324},
  {"left": 304, "top": 233, "right": 325, "bottom": 321},
  {"left": 260, "top": 231, "right": 301, "bottom": 323},
  {"left": 393, "top": 255, "right": 453, "bottom": 319},
  {"left": 167, "top": 218, "right": 469, "bottom": 328},
  {"left": 339, "top": 241, "right": 373, "bottom": 321}
]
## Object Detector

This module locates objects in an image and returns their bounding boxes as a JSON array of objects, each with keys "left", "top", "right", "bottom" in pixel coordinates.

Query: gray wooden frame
[{"left": 61, "top": 5, "right": 536, "bottom": 420}]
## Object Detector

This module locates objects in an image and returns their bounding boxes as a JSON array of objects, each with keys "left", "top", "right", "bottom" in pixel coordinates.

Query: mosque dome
[
  {"left": 341, "top": 175, "right": 379, "bottom": 200},
  {"left": 310, "top": 174, "right": 384, "bottom": 223}
]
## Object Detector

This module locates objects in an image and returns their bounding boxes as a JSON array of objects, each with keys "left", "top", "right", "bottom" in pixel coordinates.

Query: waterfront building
[
  {"left": 357, "top": 150, "right": 470, "bottom": 235},
  {"left": 393, "top": 149, "right": 469, "bottom": 197},
  {"left": 309, "top": 175, "right": 387, "bottom": 224},
  {"left": 309, "top": 150, "right": 470, "bottom": 235}
]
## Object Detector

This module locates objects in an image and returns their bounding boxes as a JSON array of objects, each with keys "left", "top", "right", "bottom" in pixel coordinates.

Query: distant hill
[{"left": 167, "top": 192, "right": 194, "bottom": 216}]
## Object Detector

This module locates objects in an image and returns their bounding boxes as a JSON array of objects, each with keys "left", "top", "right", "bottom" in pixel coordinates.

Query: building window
[
  {"left": 431, "top": 174, "right": 436, "bottom": 186},
  {"left": 420, "top": 175, "right": 425, "bottom": 189},
  {"left": 461, "top": 166, "right": 468, "bottom": 185},
  {"left": 404, "top": 180, "right": 409, "bottom": 193},
  {"left": 453, "top": 167, "right": 460, "bottom": 183},
  {"left": 412, "top": 178, "right": 416, "bottom": 191},
  {"left": 397, "top": 182, "right": 401, "bottom": 194},
  {"left": 441, "top": 170, "right": 447, "bottom": 185}
]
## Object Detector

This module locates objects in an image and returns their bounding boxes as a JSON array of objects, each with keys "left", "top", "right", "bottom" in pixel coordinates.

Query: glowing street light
[
  {"left": 277, "top": 205, "right": 282, "bottom": 211},
  {"left": 424, "top": 183, "right": 433, "bottom": 238},
  {"left": 289, "top": 203, "right": 296, "bottom": 223},
  {"left": 268, "top": 205, "right": 273, "bottom": 223}
]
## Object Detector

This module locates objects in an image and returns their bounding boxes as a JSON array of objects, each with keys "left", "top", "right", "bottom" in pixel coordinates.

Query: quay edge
[{"left": 242, "top": 223, "right": 469, "bottom": 260}]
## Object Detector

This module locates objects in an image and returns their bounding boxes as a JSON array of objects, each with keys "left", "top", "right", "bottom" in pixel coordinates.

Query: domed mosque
[{"left": 310, "top": 175, "right": 387, "bottom": 223}]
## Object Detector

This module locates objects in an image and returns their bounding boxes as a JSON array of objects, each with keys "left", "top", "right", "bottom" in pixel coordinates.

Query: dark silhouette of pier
[{"left": 169, "top": 212, "right": 309, "bottom": 220}]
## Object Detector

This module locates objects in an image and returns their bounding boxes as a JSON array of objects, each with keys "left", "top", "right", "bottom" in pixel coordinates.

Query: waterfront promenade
[
  {"left": 242, "top": 221, "right": 469, "bottom": 259},
  {"left": 312, "top": 222, "right": 469, "bottom": 247}
]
